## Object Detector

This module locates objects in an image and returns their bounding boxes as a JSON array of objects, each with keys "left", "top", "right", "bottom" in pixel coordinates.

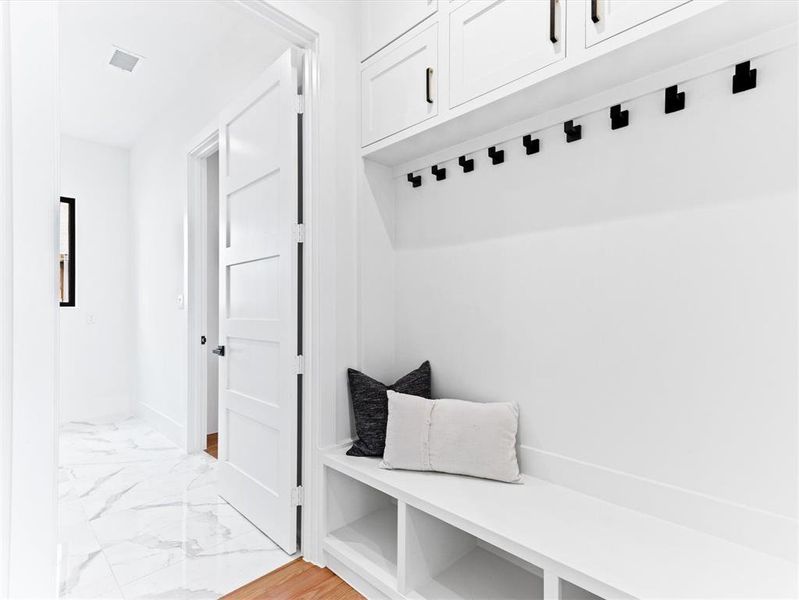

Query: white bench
[{"left": 322, "top": 447, "right": 795, "bottom": 600}]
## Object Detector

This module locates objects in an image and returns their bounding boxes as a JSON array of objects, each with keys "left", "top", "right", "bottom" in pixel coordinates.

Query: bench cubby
[
  {"left": 401, "top": 504, "right": 544, "bottom": 600},
  {"left": 325, "top": 467, "right": 399, "bottom": 587}
]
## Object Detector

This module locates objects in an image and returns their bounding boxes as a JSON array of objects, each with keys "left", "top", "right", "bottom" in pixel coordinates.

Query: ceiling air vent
[{"left": 109, "top": 48, "right": 141, "bottom": 72}]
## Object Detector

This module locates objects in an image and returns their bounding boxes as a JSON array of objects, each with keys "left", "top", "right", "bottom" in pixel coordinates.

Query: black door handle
[
  {"left": 591, "top": 0, "right": 600, "bottom": 23},
  {"left": 212, "top": 345, "right": 225, "bottom": 357}
]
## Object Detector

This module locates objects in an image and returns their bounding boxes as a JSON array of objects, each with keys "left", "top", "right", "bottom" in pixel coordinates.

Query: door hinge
[
  {"left": 296, "top": 354, "right": 305, "bottom": 375},
  {"left": 296, "top": 94, "right": 305, "bottom": 114},
  {"left": 291, "top": 485, "right": 304, "bottom": 506},
  {"left": 293, "top": 223, "right": 306, "bottom": 244}
]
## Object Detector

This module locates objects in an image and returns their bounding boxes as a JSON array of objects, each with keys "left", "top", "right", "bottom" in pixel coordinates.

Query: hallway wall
[{"left": 59, "top": 135, "right": 133, "bottom": 423}]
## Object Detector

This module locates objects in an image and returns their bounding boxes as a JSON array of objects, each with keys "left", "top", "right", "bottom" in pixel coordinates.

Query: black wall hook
[
  {"left": 732, "top": 60, "right": 757, "bottom": 94},
  {"left": 407, "top": 172, "right": 421, "bottom": 188},
  {"left": 564, "top": 120, "right": 582, "bottom": 143},
  {"left": 458, "top": 155, "right": 474, "bottom": 173},
  {"left": 522, "top": 134, "right": 540, "bottom": 155},
  {"left": 431, "top": 165, "right": 446, "bottom": 181},
  {"left": 488, "top": 146, "right": 505, "bottom": 165},
  {"left": 664, "top": 85, "right": 685, "bottom": 114},
  {"left": 610, "top": 104, "right": 629, "bottom": 130}
]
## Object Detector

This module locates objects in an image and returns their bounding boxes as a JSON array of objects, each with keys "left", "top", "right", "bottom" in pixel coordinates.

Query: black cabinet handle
[
  {"left": 591, "top": 0, "right": 600, "bottom": 23},
  {"left": 212, "top": 345, "right": 225, "bottom": 357},
  {"left": 425, "top": 67, "right": 434, "bottom": 104},
  {"left": 549, "top": 0, "right": 558, "bottom": 44}
]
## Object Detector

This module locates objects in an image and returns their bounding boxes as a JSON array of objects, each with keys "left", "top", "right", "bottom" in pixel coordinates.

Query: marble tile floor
[{"left": 58, "top": 418, "right": 294, "bottom": 599}]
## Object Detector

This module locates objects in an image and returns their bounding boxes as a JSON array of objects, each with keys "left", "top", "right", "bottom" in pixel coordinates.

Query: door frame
[
  {"left": 186, "top": 131, "right": 219, "bottom": 456},
  {"left": 0, "top": 2, "right": 13, "bottom": 595},
  {"left": 185, "top": 1, "right": 322, "bottom": 560}
]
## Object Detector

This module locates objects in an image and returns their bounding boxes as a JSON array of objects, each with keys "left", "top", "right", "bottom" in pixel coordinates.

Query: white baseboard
[
  {"left": 135, "top": 402, "right": 185, "bottom": 449},
  {"left": 518, "top": 444, "right": 796, "bottom": 561}
]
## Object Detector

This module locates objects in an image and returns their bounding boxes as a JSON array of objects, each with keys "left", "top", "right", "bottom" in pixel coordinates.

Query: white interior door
[{"left": 217, "top": 48, "right": 300, "bottom": 554}]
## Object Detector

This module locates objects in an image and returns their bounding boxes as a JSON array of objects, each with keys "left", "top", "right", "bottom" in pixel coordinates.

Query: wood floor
[
  {"left": 205, "top": 432, "right": 218, "bottom": 459},
  {"left": 223, "top": 558, "right": 363, "bottom": 600}
]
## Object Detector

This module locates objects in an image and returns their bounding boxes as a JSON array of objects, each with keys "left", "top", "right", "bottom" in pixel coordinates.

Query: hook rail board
[{"left": 403, "top": 58, "right": 762, "bottom": 188}]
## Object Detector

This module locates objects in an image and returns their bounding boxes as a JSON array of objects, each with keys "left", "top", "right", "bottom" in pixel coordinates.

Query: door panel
[
  {"left": 450, "top": 0, "right": 564, "bottom": 108},
  {"left": 361, "top": 23, "right": 438, "bottom": 147},
  {"left": 217, "top": 48, "right": 299, "bottom": 554},
  {"left": 227, "top": 174, "right": 280, "bottom": 251},
  {"left": 586, "top": 0, "right": 690, "bottom": 46},
  {"left": 227, "top": 258, "right": 279, "bottom": 320}
]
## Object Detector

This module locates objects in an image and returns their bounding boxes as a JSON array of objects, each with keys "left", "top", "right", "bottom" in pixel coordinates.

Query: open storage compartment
[
  {"left": 400, "top": 505, "right": 544, "bottom": 600},
  {"left": 325, "top": 466, "right": 399, "bottom": 587}
]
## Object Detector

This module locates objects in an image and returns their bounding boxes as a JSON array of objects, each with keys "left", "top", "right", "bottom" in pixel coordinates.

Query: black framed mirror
[{"left": 60, "top": 197, "right": 75, "bottom": 307}]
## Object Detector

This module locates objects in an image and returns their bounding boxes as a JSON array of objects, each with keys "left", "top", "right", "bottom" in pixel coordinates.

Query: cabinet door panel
[
  {"left": 586, "top": 0, "right": 691, "bottom": 46},
  {"left": 361, "top": 0, "right": 438, "bottom": 61},
  {"left": 450, "top": 0, "right": 564, "bottom": 108},
  {"left": 362, "top": 24, "right": 438, "bottom": 147}
]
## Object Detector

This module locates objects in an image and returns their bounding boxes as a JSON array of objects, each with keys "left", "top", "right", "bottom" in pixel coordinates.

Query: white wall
[
  {"left": 206, "top": 151, "right": 219, "bottom": 435},
  {"left": 6, "top": 1, "right": 59, "bottom": 596},
  {"left": 59, "top": 136, "right": 132, "bottom": 423},
  {"left": 360, "top": 46, "right": 797, "bottom": 560}
]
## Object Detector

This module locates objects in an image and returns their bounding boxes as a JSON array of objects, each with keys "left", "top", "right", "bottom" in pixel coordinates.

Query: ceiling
[{"left": 60, "top": 1, "right": 292, "bottom": 148}]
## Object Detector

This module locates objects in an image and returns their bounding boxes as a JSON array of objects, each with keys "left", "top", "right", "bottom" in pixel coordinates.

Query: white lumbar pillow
[{"left": 380, "top": 390, "right": 521, "bottom": 483}]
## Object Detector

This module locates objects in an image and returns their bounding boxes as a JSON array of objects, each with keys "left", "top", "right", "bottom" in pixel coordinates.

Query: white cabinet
[
  {"left": 449, "top": 0, "right": 565, "bottom": 107},
  {"left": 585, "top": 0, "right": 691, "bottom": 46},
  {"left": 361, "top": 0, "right": 438, "bottom": 61},
  {"left": 361, "top": 23, "right": 438, "bottom": 147}
]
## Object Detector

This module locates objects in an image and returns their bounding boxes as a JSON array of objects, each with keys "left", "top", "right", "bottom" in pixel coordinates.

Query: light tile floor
[{"left": 58, "top": 418, "right": 293, "bottom": 599}]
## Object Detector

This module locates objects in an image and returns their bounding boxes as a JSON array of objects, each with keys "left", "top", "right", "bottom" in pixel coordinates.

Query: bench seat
[{"left": 322, "top": 447, "right": 795, "bottom": 599}]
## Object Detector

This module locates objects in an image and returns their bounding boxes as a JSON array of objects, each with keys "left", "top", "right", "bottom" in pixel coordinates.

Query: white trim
[
  {"left": 186, "top": 128, "right": 219, "bottom": 454},
  {"left": 0, "top": 3, "right": 13, "bottom": 596},
  {"left": 135, "top": 402, "right": 185, "bottom": 449}
]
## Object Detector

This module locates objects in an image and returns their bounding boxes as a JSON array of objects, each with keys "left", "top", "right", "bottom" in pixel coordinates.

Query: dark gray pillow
[{"left": 347, "top": 361, "right": 431, "bottom": 457}]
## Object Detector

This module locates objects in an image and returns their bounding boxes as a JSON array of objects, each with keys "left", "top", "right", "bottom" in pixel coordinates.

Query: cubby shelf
[
  {"left": 408, "top": 545, "right": 543, "bottom": 600},
  {"left": 327, "top": 506, "right": 398, "bottom": 579}
]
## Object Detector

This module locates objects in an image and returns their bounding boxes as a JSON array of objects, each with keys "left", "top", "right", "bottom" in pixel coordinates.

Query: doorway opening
[{"left": 204, "top": 150, "right": 220, "bottom": 459}]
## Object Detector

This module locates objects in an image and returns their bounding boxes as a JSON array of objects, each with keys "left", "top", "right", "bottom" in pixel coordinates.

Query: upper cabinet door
[
  {"left": 361, "top": 0, "right": 439, "bottom": 61},
  {"left": 362, "top": 24, "right": 438, "bottom": 147},
  {"left": 586, "top": 0, "right": 691, "bottom": 46},
  {"left": 449, "top": 0, "right": 565, "bottom": 108}
]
